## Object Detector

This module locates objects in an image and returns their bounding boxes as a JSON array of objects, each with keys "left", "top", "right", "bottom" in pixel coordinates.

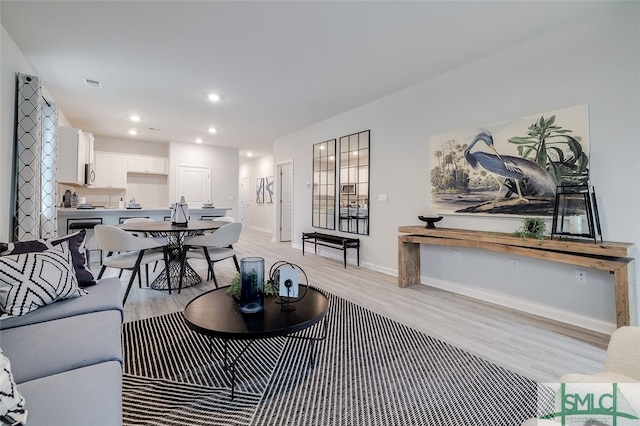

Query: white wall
[
  {"left": 0, "top": 24, "right": 71, "bottom": 241},
  {"left": 168, "top": 141, "right": 239, "bottom": 220},
  {"left": 273, "top": 4, "right": 640, "bottom": 333},
  {"left": 239, "top": 154, "right": 275, "bottom": 233}
]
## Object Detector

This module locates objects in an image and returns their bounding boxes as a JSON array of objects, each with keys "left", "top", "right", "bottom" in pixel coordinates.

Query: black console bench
[{"left": 302, "top": 232, "right": 360, "bottom": 268}]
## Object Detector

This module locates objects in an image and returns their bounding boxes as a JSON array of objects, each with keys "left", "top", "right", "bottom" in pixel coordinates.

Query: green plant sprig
[
  {"left": 513, "top": 217, "right": 547, "bottom": 243},
  {"left": 226, "top": 273, "right": 278, "bottom": 298}
]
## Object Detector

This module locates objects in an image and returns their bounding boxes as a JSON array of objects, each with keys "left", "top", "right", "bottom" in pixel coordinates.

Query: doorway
[
  {"left": 240, "top": 177, "right": 251, "bottom": 225},
  {"left": 277, "top": 161, "right": 293, "bottom": 242},
  {"left": 176, "top": 165, "right": 210, "bottom": 205}
]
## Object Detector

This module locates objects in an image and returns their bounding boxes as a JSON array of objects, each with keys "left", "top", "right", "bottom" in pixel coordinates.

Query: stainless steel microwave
[{"left": 84, "top": 163, "right": 95, "bottom": 186}]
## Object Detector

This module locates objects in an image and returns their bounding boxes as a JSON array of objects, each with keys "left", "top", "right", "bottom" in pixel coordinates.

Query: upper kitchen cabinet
[
  {"left": 127, "top": 155, "right": 168, "bottom": 175},
  {"left": 57, "top": 127, "right": 94, "bottom": 186},
  {"left": 94, "top": 151, "right": 128, "bottom": 189}
]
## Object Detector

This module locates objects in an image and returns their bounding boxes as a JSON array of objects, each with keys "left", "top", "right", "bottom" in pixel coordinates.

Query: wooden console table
[{"left": 398, "top": 226, "right": 636, "bottom": 328}]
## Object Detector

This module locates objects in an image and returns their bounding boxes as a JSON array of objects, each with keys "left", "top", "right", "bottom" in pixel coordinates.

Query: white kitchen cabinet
[
  {"left": 127, "top": 155, "right": 168, "bottom": 175},
  {"left": 57, "top": 127, "right": 91, "bottom": 185},
  {"left": 94, "top": 152, "right": 128, "bottom": 189}
]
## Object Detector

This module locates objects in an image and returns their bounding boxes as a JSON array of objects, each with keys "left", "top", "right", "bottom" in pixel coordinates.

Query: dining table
[{"left": 117, "top": 219, "right": 225, "bottom": 291}]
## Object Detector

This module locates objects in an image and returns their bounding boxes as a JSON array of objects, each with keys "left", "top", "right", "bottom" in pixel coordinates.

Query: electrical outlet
[
  {"left": 510, "top": 259, "right": 519, "bottom": 272},
  {"left": 575, "top": 269, "right": 587, "bottom": 284}
]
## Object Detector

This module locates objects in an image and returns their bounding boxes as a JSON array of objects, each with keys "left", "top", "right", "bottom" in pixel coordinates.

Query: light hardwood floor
[{"left": 95, "top": 227, "right": 609, "bottom": 383}]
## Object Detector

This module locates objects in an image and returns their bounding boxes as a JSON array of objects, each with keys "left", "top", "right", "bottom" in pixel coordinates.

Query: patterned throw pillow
[
  {"left": 0, "top": 242, "right": 86, "bottom": 318},
  {"left": 0, "top": 349, "right": 27, "bottom": 426},
  {"left": 0, "top": 230, "right": 96, "bottom": 287}
]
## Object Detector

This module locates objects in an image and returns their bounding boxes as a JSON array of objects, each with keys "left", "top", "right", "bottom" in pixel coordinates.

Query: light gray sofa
[{"left": 0, "top": 277, "right": 123, "bottom": 426}]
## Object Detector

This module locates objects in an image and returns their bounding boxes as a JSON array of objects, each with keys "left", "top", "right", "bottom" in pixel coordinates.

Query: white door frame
[
  {"left": 175, "top": 164, "right": 211, "bottom": 205},
  {"left": 275, "top": 159, "right": 293, "bottom": 243},
  {"left": 240, "top": 177, "right": 251, "bottom": 226}
]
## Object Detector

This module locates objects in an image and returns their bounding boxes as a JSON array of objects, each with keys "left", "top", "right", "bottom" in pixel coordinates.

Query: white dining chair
[
  {"left": 179, "top": 222, "right": 242, "bottom": 292},
  {"left": 212, "top": 216, "right": 235, "bottom": 223},
  {"left": 122, "top": 217, "right": 164, "bottom": 278},
  {"left": 95, "top": 225, "right": 170, "bottom": 304}
]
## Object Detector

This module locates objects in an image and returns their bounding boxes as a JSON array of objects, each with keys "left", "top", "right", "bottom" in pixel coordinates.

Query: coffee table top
[{"left": 183, "top": 285, "right": 329, "bottom": 340}]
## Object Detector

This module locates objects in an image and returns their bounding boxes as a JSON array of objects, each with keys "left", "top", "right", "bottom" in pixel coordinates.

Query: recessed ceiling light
[
  {"left": 247, "top": 152, "right": 253, "bottom": 157},
  {"left": 195, "top": 138, "right": 203, "bottom": 144},
  {"left": 128, "top": 129, "right": 137, "bottom": 136},
  {"left": 130, "top": 115, "right": 140, "bottom": 122},
  {"left": 208, "top": 127, "right": 217, "bottom": 134},
  {"left": 208, "top": 93, "right": 221, "bottom": 102}
]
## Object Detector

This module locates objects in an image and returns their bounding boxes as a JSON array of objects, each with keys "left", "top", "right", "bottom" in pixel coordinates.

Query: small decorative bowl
[{"left": 418, "top": 215, "right": 443, "bottom": 229}]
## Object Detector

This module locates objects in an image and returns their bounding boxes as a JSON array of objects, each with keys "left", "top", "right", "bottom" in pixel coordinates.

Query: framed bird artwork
[{"left": 428, "top": 104, "right": 589, "bottom": 217}]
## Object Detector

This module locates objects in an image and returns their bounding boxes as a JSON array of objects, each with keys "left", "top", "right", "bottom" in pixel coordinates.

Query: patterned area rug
[{"left": 122, "top": 293, "right": 538, "bottom": 425}]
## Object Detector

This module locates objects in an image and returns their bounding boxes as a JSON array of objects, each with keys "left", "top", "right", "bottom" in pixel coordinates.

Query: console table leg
[
  {"left": 398, "top": 237, "right": 420, "bottom": 287},
  {"left": 613, "top": 261, "right": 636, "bottom": 327}
]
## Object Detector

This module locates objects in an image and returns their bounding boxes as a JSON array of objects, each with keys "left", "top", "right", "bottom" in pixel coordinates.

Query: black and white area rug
[{"left": 122, "top": 294, "right": 538, "bottom": 425}]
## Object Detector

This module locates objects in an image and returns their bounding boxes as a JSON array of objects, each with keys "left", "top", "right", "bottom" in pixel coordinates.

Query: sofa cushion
[
  {"left": 0, "top": 242, "right": 86, "bottom": 318},
  {"left": 1, "top": 310, "right": 122, "bottom": 384},
  {"left": 0, "top": 348, "right": 27, "bottom": 426},
  {"left": 0, "top": 277, "right": 123, "bottom": 330},
  {"left": 18, "top": 361, "right": 122, "bottom": 426},
  {"left": 0, "top": 230, "right": 97, "bottom": 287}
]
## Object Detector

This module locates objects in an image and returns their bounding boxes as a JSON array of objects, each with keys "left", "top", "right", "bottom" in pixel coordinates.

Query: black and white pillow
[
  {"left": 0, "top": 349, "right": 27, "bottom": 425},
  {"left": 0, "top": 241, "right": 86, "bottom": 318},
  {"left": 0, "top": 229, "right": 96, "bottom": 287}
]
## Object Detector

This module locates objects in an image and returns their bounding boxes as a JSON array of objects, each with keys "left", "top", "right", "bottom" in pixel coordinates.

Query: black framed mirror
[
  {"left": 339, "top": 130, "right": 369, "bottom": 235},
  {"left": 312, "top": 139, "right": 336, "bottom": 230}
]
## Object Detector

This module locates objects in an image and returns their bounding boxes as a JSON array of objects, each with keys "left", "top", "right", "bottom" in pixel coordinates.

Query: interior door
[
  {"left": 176, "top": 165, "right": 210, "bottom": 206},
  {"left": 240, "top": 177, "right": 251, "bottom": 225},
  {"left": 279, "top": 162, "right": 293, "bottom": 242}
]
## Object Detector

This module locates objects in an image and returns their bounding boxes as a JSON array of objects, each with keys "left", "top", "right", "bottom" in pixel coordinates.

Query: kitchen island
[{"left": 57, "top": 207, "right": 232, "bottom": 237}]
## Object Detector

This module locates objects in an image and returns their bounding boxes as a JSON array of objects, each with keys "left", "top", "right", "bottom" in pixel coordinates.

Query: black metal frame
[
  {"left": 338, "top": 130, "right": 370, "bottom": 236},
  {"left": 312, "top": 138, "right": 337, "bottom": 231},
  {"left": 551, "top": 185, "right": 602, "bottom": 243}
]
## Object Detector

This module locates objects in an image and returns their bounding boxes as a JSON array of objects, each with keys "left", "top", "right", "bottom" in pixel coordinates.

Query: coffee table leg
[
  {"left": 220, "top": 338, "right": 256, "bottom": 399},
  {"left": 288, "top": 317, "right": 329, "bottom": 370}
]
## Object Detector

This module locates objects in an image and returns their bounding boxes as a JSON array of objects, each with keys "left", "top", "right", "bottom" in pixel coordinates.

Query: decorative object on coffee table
[
  {"left": 239, "top": 257, "right": 265, "bottom": 314},
  {"left": 268, "top": 261, "right": 309, "bottom": 312},
  {"left": 227, "top": 272, "right": 277, "bottom": 300}
]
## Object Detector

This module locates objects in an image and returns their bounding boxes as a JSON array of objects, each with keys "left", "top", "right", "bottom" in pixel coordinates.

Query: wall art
[
  {"left": 429, "top": 105, "right": 589, "bottom": 216},
  {"left": 256, "top": 178, "right": 264, "bottom": 204},
  {"left": 265, "top": 176, "right": 274, "bottom": 204}
]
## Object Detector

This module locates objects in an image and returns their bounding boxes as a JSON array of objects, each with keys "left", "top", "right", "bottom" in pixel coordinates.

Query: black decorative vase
[{"left": 239, "top": 257, "right": 264, "bottom": 314}]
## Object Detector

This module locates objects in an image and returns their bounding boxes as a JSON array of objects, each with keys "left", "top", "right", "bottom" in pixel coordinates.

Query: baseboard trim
[
  {"left": 290, "top": 240, "right": 614, "bottom": 333},
  {"left": 292, "top": 243, "right": 395, "bottom": 274},
  {"left": 424, "top": 277, "right": 616, "bottom": 334}
]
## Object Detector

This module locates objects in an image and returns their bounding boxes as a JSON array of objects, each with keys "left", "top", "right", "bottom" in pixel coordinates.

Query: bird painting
[{"left": 465, "top": 130, "right": 556, "bottom": 206}]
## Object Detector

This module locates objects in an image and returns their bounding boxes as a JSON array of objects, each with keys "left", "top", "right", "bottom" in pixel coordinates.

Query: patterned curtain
[
  {"left": 14, "top": 73, "right": 58, "bottom": 241},
  {"left": 41, "top": 100, "right": 58, "bottom": 238}
]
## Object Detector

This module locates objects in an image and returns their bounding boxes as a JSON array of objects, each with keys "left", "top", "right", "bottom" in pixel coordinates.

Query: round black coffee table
[{"left": 183, "top": 285, "right": 329, "bottom": 397}]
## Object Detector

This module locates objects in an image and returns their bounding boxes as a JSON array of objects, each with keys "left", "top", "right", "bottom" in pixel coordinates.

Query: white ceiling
[{"left": 1, "top": 1, "right": 610, "bottom": 161}]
